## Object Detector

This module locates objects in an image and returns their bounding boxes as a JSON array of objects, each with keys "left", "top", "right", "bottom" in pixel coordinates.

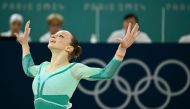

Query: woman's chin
[{"left": 48, "top": 44, "right": 54, "bottom": 49}]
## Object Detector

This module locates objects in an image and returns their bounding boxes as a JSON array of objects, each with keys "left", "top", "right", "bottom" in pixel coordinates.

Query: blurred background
[
  {"left": 0, "top": 0, "right": 190, "bottom": 109},
  {"left": 0, "top": 0, "right": 190, "bottom": 43}
]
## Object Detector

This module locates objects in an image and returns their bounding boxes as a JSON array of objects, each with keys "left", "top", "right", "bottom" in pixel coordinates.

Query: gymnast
[{"left": 15, "top": 20, "right": 140, "bottom": 109}]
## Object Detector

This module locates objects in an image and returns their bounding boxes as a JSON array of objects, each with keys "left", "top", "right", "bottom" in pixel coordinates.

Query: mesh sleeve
[
  {"left": 72, "top": 57, "right": 122, "bottom": 81},
  {"left": 22, "top": 54, "right": 39, "bottom": 77}
]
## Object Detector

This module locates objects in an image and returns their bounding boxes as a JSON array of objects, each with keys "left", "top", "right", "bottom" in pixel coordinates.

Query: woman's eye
[{"left": 59, "top": 35, "right": 64, "bottom": 38}]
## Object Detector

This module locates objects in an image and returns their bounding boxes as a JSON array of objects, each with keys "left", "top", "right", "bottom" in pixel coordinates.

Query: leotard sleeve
[
  {"left": 73, "top": 56, "right": 122, "bottom": 81},
  {"left": 22, "top": 54, "right": 39, "bottom": 77}
]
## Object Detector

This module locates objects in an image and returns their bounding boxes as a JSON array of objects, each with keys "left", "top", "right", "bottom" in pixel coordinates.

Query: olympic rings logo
[{"left": 78, "top": 58, "right": 190, "bottom": 109}]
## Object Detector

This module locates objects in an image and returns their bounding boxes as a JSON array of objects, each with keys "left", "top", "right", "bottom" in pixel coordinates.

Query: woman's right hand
[{"left": 15, "top": 20, "right": 31, "bottom": 45}]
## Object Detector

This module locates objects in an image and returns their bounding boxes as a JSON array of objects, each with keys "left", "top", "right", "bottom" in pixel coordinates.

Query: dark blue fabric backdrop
[{"left": 0, "top": 42, "right": 190, "bottom": 109}]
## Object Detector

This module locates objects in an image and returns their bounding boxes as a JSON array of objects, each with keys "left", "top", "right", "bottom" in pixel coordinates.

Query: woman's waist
[{"left": 34, "top": 95, "right": 71, "bottom": 108}]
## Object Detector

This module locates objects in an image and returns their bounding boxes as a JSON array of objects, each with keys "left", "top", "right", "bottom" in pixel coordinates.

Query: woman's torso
[{"left": 32, "top": 62, "right": 80, "bottom": 109}]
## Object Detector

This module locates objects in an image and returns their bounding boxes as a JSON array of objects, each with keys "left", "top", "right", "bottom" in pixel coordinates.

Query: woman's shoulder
[
  {"left": 72, "top": 62, "right": 87, "bottom": 69},
  {"left": 39, "top": 61, "right": 50, "bottom": 67},
  {"left": 73, "top": 62, "right": 85, "bottom": 66}
]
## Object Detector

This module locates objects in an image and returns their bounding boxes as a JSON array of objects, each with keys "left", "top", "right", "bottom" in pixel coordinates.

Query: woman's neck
[{"left": 50, "top": 50, "right": 70, "bottom": 68}]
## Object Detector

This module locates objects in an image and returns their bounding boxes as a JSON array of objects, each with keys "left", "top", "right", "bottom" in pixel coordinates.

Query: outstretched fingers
[
  {"left": 123, "top": 23, "right": 132, "bottom": 41},
  {"left": 127, "top": 23, "right": 132, "bottom": 34},
  {"left": 25, "top": 20, "right": 30, "bottom": 30},
  {"left": 119, "top": 23, "right": 140, "bottom": 49},
  {"left": 23, "top": 20, "right": 31, "bottom": 38},
  {"left": 131, "top": 23, "right": 139, "bottom": 36}
]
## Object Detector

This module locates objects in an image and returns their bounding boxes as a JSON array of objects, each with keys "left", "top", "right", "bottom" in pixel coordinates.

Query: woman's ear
[{"left": 65, "top": 45, "right": 74, "bottom": 54}]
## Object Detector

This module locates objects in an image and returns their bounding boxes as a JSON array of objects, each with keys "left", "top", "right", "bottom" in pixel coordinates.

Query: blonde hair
[{"left": 47, "top": 13, "right": 63, "bottom": 24}]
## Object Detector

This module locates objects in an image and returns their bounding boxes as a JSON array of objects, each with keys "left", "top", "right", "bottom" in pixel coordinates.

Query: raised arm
[
  {"left": 73, "top": 23, "right": 140, "bottom": 81},
  {"left": 15, "top": 21, "right": 39, "bottom": 77},
  {"left": 114, "top": 23, "right": 139, "bottom": 61}
]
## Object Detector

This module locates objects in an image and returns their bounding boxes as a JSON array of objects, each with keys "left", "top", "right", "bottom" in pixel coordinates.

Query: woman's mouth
[{"left": 50, "top": 39, "right": 56, "bottom": 43}]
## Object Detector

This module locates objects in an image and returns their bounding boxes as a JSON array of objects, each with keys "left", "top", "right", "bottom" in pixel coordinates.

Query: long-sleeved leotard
[{"left": 22, "top": 54, "right": 122, "bottom": 109}]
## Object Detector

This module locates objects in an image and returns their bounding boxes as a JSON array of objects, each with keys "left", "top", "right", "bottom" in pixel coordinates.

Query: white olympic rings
[{"left": 78, "top": 58, "right": 190, "bottom": 109}]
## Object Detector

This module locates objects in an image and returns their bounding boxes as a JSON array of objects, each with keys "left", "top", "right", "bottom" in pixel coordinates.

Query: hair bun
[
  {"left": 69, "top": 35, "right": 82, "bottom": 61},
  {"left": 75, "top": 45, "right": 82, "bottom": 57}
]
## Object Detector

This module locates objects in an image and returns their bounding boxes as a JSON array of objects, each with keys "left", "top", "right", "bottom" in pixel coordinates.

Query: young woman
[{"left": 15, "top": 21, "right": 139, "bottom": 109}]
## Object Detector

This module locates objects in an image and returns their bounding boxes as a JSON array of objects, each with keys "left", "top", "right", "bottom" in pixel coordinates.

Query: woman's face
[{"left": 48, "top": 30, "right": 74, "bottom": 53}]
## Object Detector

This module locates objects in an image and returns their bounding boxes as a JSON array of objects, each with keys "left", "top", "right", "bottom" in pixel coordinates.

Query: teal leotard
[{"left": 22, "top": 54, "right": 122, "bottom": 109}]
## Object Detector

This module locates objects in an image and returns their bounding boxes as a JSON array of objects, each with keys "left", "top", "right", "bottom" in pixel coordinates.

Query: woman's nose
[{"left": 51, "top": 34, "right": 56, "bottom": 38}]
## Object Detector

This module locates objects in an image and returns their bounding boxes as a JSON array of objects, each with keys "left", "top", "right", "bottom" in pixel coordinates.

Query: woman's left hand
[{"left": 118, "top": 23, "right": 140, "bottom": 49}]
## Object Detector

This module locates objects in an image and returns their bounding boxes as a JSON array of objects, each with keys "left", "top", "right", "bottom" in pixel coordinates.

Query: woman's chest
[{"left": 32, "top": 71, "right": 79, "bottom": 95}]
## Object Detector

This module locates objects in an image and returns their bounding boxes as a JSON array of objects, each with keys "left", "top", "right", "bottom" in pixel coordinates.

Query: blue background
[{"left": 0, "top": 42, "right": 190, "bottom": 109}]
